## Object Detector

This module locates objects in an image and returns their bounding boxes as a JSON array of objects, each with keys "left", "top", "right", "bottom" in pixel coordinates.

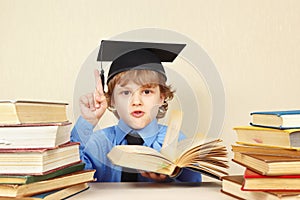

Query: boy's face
[{"left": 112, "top": 81, "right": 164, "bottom": 130}]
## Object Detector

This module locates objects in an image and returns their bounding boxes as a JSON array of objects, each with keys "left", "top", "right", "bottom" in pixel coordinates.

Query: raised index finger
[{"left": 94, "top": 69, "right": 104, "bottom": 95}]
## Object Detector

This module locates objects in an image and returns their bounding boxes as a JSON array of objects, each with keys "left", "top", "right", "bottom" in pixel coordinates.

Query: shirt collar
[{"left": 116, "top": 119, "right": 159, "bottom": 146}]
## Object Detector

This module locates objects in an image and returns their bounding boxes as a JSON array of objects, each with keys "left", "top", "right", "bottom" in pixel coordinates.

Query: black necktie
[{"left": 121, "top": 132, "right": 144, "bottom": 182}]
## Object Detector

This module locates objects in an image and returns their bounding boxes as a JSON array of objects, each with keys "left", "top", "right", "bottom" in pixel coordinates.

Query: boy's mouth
[{"left": 131, "top": 110, "right": 145, "bottom": 118}]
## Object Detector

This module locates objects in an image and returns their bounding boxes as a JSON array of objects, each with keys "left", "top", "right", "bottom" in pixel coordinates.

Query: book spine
[{"left": 25, "top": 162, "right": 85, "bottom": 184}]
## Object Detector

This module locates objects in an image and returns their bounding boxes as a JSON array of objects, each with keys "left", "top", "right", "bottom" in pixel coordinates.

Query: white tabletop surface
[{"left": 69, "top": 181, "right": 235, "bottom": 200}]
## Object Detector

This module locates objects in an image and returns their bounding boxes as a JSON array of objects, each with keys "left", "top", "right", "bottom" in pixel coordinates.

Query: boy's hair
[{"left": 105, "top": 69, "right": 174, "bottom": 119}]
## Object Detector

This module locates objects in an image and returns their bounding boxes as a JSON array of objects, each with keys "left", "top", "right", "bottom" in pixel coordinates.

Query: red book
[{"left": 242, "top": 168, "right": 300, "bottom": 191}]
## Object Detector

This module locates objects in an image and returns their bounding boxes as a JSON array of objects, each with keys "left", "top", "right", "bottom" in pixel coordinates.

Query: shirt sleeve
[
  {"left": 70, "top": 116, "right": 95, "bottom": 170},
  {"left": 71, "top": 117, "right": 121, "bottom": 181},
  {"left": 71, "top": 116, "right": 94, "bottom": 150}
]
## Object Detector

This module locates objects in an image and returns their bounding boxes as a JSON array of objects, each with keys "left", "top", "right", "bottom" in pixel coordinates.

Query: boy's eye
[
  {"left": 121, "top": 91, "right": 131, "bottom": 95},
  {"left": 142, "top": 89, "right": 152, "bottom": 95}
]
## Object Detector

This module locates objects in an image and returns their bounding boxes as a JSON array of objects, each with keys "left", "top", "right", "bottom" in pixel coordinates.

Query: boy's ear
[
  {"left": 110, "top": 94, "right": 115, "bottom": 107},
  {"left": 111, "top": 98, "right": 115, "bottom": 107},
  {"left": 160, "top": 95, "right": 165, "bottom": 105}
]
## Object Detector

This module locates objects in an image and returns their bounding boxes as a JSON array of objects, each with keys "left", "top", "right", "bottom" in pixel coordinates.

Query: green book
[{"left": 0, "top": 162, "right": 85, "bottom": 184}]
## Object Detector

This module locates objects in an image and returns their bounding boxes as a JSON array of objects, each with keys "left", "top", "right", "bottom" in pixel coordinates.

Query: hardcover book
[
  {"left": 231, "top": 144, "right": 300, "bottom": 158},
  {"left": 0, "top": 100, "right": 68, "bottom": 125},
  {"left": 221, "top": 175, "right": 300, "bottom": 200},
  {"left": 0, "top": 122, "right": 72, "bottom": 148},
  {"left": 234, "top": 126, "right": 300, "bottom": 149},
  {"left": 233, "top": 152, "right": 300, "bottom": 176},
  {"left": 0, "top": 142, "right": 80, "bottom": 174},
  {"left": 0, "top": 182, "right": 89, "bottom": 200},
  {"left": 250, "top": 110, "right": 300, "bottom": 129},
  {"left": 0, "top": 170, "right": 95, "bottom": 198},
  {"left": 243, "top": 169, "right": 300, "bottom": 191},
  {"left": 0, "top": 162, "right": 85, "bottom": 184}
]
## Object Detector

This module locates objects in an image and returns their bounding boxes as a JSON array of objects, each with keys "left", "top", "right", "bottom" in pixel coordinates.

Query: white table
[{"left": 69, "top": 181, "right": 235, "bottom": 199}]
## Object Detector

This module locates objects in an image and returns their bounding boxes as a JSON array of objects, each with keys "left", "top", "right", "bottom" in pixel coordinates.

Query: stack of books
[
  {"left": 222, "top": 110, "right": 300, "bottom": 200},
  {"left": 0, "top": 100, "right": 95, "bottom": 199}
]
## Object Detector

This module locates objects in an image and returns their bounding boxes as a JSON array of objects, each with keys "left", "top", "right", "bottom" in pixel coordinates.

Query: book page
[
  {"left": 114, "top": 145, "right": 166, "bottom": 158},
  {"left": 160, "top": 110, "right": 183, "bottom": 161},
  {"left": 174, "top": 133, "right": 206, "bottom": 158},
  {"left": 174, "top": 138, "right": 229, "bottom": 179},
  {"left": 107, "top": 145, "right": 174, "bottom": 174}
]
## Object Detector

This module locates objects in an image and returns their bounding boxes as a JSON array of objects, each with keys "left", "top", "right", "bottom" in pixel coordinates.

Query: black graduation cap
[{"left": 97, "top": 40, "right": 186, "bottom": 86}]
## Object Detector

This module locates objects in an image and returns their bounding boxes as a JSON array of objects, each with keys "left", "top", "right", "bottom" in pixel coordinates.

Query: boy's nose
[{"left": 131, "top": 92, "right": 142, "bottom": 106}]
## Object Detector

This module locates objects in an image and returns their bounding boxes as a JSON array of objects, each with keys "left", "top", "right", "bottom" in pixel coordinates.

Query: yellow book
[{"left": 234, "top": 126, "right": 300, "bottom": 149}]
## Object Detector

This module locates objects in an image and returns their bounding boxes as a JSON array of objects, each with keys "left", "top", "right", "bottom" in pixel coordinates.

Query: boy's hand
[
  {"left": 140, "top": 171, "right": 168, "bottom": 182},
  {"left": 79, "top": 69, "right": 108, "bottom": 127}
]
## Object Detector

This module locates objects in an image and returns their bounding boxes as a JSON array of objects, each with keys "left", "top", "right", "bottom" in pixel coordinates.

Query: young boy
[{"left": 71, "top": 40, "right": 201, "bottom": 182}]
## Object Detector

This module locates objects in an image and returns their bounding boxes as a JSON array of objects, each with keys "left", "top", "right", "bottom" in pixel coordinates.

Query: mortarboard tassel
[
  {"left": 99, "top": 40, "right": 105, "bottom": 89},
  {"left": 100, "top": 69, "right": 105, "bottom": 89}
]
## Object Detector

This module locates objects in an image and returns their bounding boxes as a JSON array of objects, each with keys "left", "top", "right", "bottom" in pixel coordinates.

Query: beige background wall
[{"left": 1, "top": 0, "right": 300, "bottom": 176}]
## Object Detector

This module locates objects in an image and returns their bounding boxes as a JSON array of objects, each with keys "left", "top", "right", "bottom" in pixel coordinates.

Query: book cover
[
  {"left": 0, "top": 100, "right": 68, "bottom": 125},
  {"left": 0, "top": 142, "right": 81, "bottom": 175},
  {"left": 231, "top": 144, "right": 300, "bottom": 158},
  {"left": 0, "top": 122, "right": 72, "bottom": 148},
  {"left": 251, "top": 110, "right": 300, "bottom": 116},
  {"left": 221, "top": 175, "right": 300, "bottom": 200},
  {"left": 242, "top": 169, "right": 300, "bottom": 191},
  {"left": 0, "top": 182, "right": 89, "bottom": 200},
  {"left": 31, "top": 182, "right": 89, "bottom": 200},
  {"left": 234, "top": 126, "right": 300, "bottom": 149},
  {"left": 0, "top": 162, "right": 85, "bottom": 184},
  {"left": 0, "top": 170, "right": 95, "bottom": 198},
  {"left": 250, "top": 110, "right": 300, "bottom": 129},
  {"left": 233, "top": 152, "right": 300, "bottom": 176}
]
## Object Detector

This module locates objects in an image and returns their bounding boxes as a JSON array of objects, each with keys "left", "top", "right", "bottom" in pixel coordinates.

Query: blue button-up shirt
[{"left": 71, "top": 116, "right": 202, "bottom": 182}]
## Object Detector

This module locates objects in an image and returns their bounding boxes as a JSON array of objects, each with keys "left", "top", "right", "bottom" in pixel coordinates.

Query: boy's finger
[{"left": 94, "top": 69, "right": 104, "bottom": 95}]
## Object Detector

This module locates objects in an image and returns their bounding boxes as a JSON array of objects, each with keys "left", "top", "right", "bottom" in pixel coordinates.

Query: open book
[{"left": 107, "top": 110, "right": 228, "bottom": 180}]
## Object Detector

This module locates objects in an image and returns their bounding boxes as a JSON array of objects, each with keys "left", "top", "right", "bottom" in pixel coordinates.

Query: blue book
[{"left": 250, "top": 110, "right": 300, "bottom": 129}]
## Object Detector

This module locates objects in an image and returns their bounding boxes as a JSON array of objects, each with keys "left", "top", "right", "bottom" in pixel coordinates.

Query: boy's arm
[
  {"left": 140, "top": 169, "right": 202, "bottom": 182},
  {"left": 71, "top": 116, "right": 94, "bottom": 149},
  {"left": 70, "top": 116, "right": 96, "bottom": 170}
]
